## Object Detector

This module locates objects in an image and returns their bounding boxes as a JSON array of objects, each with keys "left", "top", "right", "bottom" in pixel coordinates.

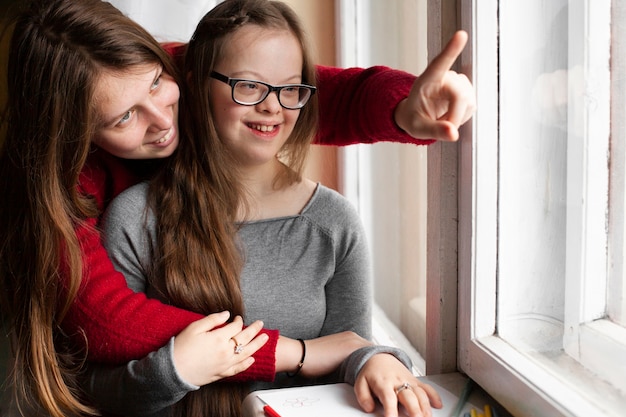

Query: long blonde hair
[
  {"left": 147, "top": 0, "right": 318, "bottom": 415},
  {"left": 0, "top": 0, "right": 180, "bottom": 415}
]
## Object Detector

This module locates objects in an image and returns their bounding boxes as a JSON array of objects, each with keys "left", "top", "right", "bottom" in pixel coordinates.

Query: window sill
[{"left": 465, "top": 335, "right": 626, "bottom": 417}]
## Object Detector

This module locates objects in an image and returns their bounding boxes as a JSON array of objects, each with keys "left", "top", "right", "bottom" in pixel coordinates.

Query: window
[{"left": 458, "top": 0, "right": 626, "bottom": 415}]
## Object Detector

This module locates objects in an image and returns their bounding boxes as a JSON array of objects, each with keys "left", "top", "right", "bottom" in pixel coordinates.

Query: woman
[
  {"left": 86, "top": 1, "right": 443, "bottom": 416},
  {"left": 0, "top": 0, "right": 474, "bottom": 415}
]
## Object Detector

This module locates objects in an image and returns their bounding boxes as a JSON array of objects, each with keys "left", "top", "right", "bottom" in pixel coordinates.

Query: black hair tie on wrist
[{"left": 287, "top": 338, "right": 306, "bottom": 377}]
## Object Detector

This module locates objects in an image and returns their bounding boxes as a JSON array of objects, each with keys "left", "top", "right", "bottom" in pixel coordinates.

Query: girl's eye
[
  {"left": 241, "top": 82, "right": 258, "bottom": 91},
  {"left": 282, "top": 87, "right": 299, "bottom": 96}
]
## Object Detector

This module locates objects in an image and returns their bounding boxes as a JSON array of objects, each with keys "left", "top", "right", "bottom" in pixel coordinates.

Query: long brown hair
[
  {"left": 147, "top": 0, "right": 318, "bottom": 415},
  {"left": 0, "top": 0, "right": 180, "bottom": 415}
]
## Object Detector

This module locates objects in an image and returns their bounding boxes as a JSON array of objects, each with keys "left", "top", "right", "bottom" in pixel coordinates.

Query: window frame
[
  {"left": 610, "top": 0, "right": 626, "bottom": 327},
  {"left": 457, "top": 0, "right": 626, "bottom": 415}
]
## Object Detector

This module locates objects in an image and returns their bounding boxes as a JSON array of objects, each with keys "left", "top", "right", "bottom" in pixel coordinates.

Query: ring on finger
[
  {"left": 230, "top": 336, "right": 244, "bottom": 354},
  {"left": 395, "top": 382, "right": 412, "bottom": 395}
]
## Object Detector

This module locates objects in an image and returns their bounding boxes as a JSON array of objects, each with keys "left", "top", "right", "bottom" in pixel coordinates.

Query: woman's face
[
  {"left": 92, "top": 64, "right": 180, "bottom": 160},
  {"left": 209, "top": 25, "right": 303, "bottom": 167}
]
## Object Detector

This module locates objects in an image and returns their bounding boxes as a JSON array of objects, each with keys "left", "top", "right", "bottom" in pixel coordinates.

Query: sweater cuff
[
  {"left": 359, "top": 66, "right": 435, "bottom": 145},
  {"left": 226, "top": 328, "right": 279, "bottom": 382},
  {"left": 169, "top": 337, "right": 201, "bottom": 390},
  {"left": 339, "top": 345, "right": 413, "bottom": 386}
]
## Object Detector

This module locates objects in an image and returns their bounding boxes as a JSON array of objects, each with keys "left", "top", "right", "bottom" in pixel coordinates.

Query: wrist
[
  {"left": 275, "top": 336, "right": 302, "bottom": 373},
  {"left": 393, "top": 97, "right": 412, "bottom": 135},
  {"left": 286, "top": 339, "right": 305, "bottom": 377}
]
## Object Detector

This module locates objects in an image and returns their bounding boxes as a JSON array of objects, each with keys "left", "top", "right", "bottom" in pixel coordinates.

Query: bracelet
[{"left": 286, "top": 338, "right": 306, "bottom": 377}]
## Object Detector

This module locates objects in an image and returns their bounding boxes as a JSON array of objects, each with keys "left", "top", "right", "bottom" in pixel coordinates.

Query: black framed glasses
[{"left": 210, "top": 71, "right": 316, "bottom": 110}]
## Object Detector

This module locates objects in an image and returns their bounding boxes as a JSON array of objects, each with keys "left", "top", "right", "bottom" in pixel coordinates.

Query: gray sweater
[{"left": 85, "top": 182, "right": 411, "bottom": 416}]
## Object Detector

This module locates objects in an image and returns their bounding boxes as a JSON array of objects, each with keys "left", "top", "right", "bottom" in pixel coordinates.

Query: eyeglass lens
[{"left": 233, "top": 81, "right": 312, "bottom": 109}]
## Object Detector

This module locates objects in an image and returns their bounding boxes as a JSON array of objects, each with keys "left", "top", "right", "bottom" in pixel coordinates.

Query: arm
[
  {"left": 160, "top": 42, "right": 414, "bottom": 146},
  {"left": 314, "top": 65, "right": 428, "bottom": 146},
  {"left": 162, "top": 31, "right": 474, "bottom": 148},
  {"left": 82, "top": 339, "right": 195, "bottom": 417},
  {"left": 61, "top": 218, "right": 278, "bottom": 378},
  {"left": 61, "top": 216, "right": 203, "bottom": 361},
  {"left": 318, "top": 197, "right": 372, "bottom": 340},
  {"left": 83, "top": 316, "right": 271, "bottom": 416},
  {"left": 314, "top": 31, "right": 474, "bottom": 147},
  {"left": 84, "top": 331, "right": 369, "bottom": 415},
  {"left": 60, "top": 171, "right": 278, "bottom": 382},
  {"left": 316, "top": 192, "right": 442, "bottom": 416}
]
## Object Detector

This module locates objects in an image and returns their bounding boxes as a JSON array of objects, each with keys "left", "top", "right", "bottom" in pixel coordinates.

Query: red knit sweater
[{"left": 61, "top": 62, "right": 432, "bottom": 382}]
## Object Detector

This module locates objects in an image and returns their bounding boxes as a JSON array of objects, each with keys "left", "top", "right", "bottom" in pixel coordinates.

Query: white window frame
[
  {"left": 562, "top": 0, "right": 626, "bottom": 392},
  {"left": 610, "top": 0, "right": 626, "bottom": 326},
  {"left": 457, "top": 0, "right": 626, "bottom": 416}
]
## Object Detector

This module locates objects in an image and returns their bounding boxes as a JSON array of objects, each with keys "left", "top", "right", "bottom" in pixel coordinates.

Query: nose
[
  {"left": 256, "top": 91, "right": 282, "bottom": 113},
  {"left": 147, "top": 102, "right": 173, "bottom": 131}
]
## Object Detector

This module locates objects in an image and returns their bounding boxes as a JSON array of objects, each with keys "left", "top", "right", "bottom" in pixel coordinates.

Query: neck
[
  {"left": 236, "top": 158, "right": 315, "bottom": 222},
  {"left": 239, "top": 158, "right": 284, "bottom": 199}
]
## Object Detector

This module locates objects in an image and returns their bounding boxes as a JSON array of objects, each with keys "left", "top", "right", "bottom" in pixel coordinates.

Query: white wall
[
  {"left": 108, "top": 0, "right": 219, "bottom": 42},
  {"left": 337, "top": 0, "right": 430, "bottom": 358}
]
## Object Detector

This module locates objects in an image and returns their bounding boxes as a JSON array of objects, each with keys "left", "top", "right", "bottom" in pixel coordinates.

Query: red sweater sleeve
[
  {"left": 314, "top": 65, "right": 435, "bottom": 146},
  {"left": 61, "top": 155, "right": 277, "bottom": 382}
]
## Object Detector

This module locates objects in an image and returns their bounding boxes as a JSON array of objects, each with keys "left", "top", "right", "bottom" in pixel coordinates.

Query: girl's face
[
  {"left": 210, "top": 25, "right": 303, "bottom": 168},
  {"left": 92, "top": 64, "right": 180, "bottom": 160}
]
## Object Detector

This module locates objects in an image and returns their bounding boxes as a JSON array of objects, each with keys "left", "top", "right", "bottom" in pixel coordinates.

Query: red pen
[{"left": 257, "top": 396, "right": 282, "bottom": 417}]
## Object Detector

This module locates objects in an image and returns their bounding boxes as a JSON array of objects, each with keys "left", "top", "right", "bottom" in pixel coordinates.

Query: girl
[
  {"left": 0, "top": 0, "right": 473, "bottom": 415},
  {"left": 88, "top": 1, "right": 444, "bottom": 416}
]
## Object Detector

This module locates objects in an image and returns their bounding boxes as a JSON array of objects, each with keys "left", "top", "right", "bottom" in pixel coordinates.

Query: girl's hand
[
  {"left": 354, "top": 353, "right": 443, "bottom": 417},
  {"left": 276, "top": 331, "right": 371, "bottom": 377},
  {"left": 172, "top": 311, "right": 268, "bottom": 386}
]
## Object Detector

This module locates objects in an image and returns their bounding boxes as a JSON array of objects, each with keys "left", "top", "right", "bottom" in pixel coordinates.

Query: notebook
[{"left": 248, "top": 379, "right": 476, "bottom": 417}]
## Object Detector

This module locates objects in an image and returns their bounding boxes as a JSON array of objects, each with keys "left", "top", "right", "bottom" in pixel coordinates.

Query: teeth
[
  {"left": 250, "top": 124, "right": 276, "bottom": 132},
  {"left": 154, "top": 128, "right": 173, "bottom": 144}
]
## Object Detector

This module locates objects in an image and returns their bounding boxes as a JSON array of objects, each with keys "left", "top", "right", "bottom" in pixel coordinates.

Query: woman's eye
[
  {"left": 117, "top": 110, "right": 133, "bottom": 126},
  {"left": 151, "top": 75, "right": 162, "bottom": 91}
]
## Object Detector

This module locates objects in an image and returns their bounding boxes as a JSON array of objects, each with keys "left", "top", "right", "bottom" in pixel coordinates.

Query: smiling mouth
[
  {"left": 152, "top": 127, "right": 173, "bottom": 144},
  {"left": 248, "top": 123, "right": 277, "bottom": 133}
]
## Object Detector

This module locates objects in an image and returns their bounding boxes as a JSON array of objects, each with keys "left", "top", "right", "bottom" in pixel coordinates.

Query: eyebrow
[{"left": 227, "top": 71, "right": 302, "bottom": 84}]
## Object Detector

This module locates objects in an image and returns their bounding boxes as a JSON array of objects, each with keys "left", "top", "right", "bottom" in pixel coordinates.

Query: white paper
[
  {"left": 256, "top": 382, "right": 469, "bottom": 417},
  {"left": 258, "top": 383, "right": 382, "bottom": 416}
]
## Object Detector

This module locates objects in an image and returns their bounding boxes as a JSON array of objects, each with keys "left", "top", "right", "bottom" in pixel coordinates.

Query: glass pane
[{"left": 497, "top": 0, "right": 569, "bottom": 352}]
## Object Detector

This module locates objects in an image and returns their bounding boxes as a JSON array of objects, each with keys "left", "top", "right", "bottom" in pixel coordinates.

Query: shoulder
[
  {"left": 107, "top": 181, "right": 149, "bottom": 210},
  {"left": 308, "top": 185, "right": 359, "bottom": 216},
  {"left": 102, "top": 182, "right": 151, "bottom": 229},
  {"left": 303, "top": 184, "right": 364, "bottom": 233},
  {"left": 301, "top": 185, "right": 369, "bottom": 261}
]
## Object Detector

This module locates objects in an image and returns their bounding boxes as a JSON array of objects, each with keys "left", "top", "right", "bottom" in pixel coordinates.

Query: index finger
[{"left": 420, "top": 30, "right": 468, "bottom": 81}]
